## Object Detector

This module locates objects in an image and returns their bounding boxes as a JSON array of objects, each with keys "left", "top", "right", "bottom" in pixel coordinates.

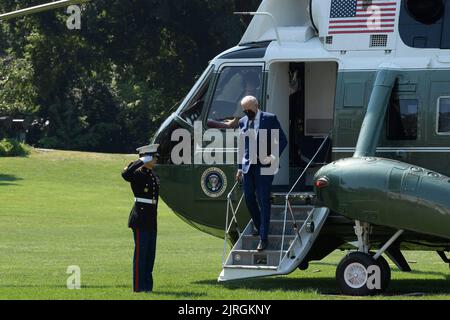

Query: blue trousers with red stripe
[{"left": 132, "top": 228, "right": 157, "bottom": 292}]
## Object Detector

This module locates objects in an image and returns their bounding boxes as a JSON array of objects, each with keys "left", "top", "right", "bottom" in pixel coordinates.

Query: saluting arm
[
  {"left": 121, "top": 160, "right": 143, "bottom": 182},
  {"left": 121, "top": 156, "right": 152, "bottom": 182}
]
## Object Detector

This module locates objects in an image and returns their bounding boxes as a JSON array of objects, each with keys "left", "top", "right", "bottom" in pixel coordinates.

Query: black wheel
[{"left": 336, "top": 252, "right": 389, "bottom": 296}]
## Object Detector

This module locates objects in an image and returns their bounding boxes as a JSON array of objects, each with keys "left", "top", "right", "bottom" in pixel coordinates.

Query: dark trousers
[
  {"left": 243, "top": 165, "right": 274, "bottom": 241},
  {"left": 132, "top": 228, "right": 157, "bottom": 292}
]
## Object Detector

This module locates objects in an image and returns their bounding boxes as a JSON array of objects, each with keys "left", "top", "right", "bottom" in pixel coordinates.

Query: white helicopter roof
[{"left": 234, "top": 0, "right": 450, "bottom": 71}]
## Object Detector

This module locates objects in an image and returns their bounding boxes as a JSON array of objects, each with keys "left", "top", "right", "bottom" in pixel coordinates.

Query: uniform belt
[{"left": 134, "top": 197, "right": 157, "bottom": 205}]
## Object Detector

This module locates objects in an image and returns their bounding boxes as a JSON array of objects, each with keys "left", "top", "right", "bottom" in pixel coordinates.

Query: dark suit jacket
[{"left": 238, "top": 111, "right": 288, "bottom": 175}]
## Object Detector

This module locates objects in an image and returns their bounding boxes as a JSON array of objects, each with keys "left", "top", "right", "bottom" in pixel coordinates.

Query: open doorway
[{"left": 267, "top": 61, "right": 337, "bottom": 191}]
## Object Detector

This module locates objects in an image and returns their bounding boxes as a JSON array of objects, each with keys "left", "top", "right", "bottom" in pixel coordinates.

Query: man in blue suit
[{"left": 236, "top": 96, "right": 288, "bottom": 251}]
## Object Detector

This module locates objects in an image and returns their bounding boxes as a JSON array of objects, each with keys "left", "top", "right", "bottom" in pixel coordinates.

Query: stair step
[
  {"left": 271, "top": 192, "right": 316, "bottom": 205},
  {"left": 231, "top": 250, "right": 288, "bottom": 267},
  {"left": 268, "top": 221, "right": 303, "bottom": 235},
  {"left": 223, "top": 265, "right": 278, "bottom": 270},
  {"left": 242, "top": 235, "right": 296, "bottom": 250},
  {"left": 271, "top": 205, "right": 312, "bottom": 220}
]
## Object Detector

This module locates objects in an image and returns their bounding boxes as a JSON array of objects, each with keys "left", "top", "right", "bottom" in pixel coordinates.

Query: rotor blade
[{"left": 0, "top": 0, "right": 91, "bottom": 21}]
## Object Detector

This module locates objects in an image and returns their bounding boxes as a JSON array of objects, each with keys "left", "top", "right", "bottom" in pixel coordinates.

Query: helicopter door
[
  {"left": 299, "top": 62, "right": 336, "bottom": 189},
  {"left": 267, "top": 61, "right": 336, "bottom": 190},
  {"left": 266, "top": 62, "right": 290, "bottom": 187}
]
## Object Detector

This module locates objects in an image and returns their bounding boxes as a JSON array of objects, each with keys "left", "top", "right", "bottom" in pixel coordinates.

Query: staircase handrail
[
  {"left": 222, "top": 180, "right": 245, "bottom": 266},
  {"left": 279, "top": 132, "right": 332, "bottom": 266},
  {"left": 286, "top": 131, "right": 332, "bottom": 199}
]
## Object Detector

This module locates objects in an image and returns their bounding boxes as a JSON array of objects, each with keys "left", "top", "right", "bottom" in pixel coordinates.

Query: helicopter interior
[{"left": 267, "top": 61, "right": 337, "bottom": 191}]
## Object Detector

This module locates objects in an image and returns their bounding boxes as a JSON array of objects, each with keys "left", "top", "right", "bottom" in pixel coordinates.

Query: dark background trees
[{"left": 0, "top": 0, "right": 260, "bottom": 153}]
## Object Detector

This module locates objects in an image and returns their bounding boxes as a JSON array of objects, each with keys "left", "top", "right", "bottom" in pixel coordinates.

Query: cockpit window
[
  {"left": 179, "top": 72, "right": 213, "bottom": 126},
  {"left": 207, "top": 66, "right": 262, "bottom": 129}
]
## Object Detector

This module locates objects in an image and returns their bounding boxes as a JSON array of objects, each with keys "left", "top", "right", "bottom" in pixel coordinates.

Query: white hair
[{"left": 240, "top": 95, "right": 259, "bottom": 108}]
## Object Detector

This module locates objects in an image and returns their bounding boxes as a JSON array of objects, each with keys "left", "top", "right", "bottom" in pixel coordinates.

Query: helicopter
[
  {"left": 3, "top": 0, "right": 450, "bottom": 296},
  {"left": 152, "top": 0, "right": 450, "bottom": 295}
]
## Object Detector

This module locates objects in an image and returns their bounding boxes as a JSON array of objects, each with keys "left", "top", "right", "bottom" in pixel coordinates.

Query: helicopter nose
[{"left": 152, "top": 113, "right": 181, "bottom": 164}]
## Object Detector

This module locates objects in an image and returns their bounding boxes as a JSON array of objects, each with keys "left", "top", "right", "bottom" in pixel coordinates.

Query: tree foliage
[
  {"left": 0, "top": 0, "right": 260, "bottom": 152},
  {"left": 0, "top": 54, "right": 38, "bottom": 115}
]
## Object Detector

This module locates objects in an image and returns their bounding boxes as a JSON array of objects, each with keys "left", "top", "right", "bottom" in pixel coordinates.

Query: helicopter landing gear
[
  {"left": 437, "top": 251, "right": 450, "bottom": 269},
  {"left": 336, "top": 221, "right": 403, "bottom": 296},
  {"left": 354, "top": 220, "right": 371, "bottom": 254}
]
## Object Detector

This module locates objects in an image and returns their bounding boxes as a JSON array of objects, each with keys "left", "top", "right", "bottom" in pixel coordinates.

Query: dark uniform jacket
[{"left": 122, "top": 160, "right": 160, "bottom": 231}]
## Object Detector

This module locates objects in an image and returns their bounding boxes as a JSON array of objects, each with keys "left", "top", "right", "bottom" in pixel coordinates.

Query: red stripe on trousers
[{"left": 135, "top": 229, "right": 140, "bottom": 291}]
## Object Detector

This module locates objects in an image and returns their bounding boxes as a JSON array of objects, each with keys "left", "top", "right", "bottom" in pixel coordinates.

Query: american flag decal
[{"left": 329, "top": 0, "right": 397, "bottom": 35}]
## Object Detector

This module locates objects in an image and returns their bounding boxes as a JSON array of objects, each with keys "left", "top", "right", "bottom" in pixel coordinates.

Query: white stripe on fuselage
[{"left": 333, "top": 147, "right": 450, "bottom": 153}]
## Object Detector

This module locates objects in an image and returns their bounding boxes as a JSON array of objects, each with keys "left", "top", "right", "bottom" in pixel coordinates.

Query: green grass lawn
[{"left": 0, "top": 149, "right": 449, "bottom": 300}]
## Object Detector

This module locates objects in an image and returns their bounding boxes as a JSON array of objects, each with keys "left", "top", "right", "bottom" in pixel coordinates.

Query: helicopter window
[
  {"left": 405, "top": 0, "right": 444, "bottom": 25},
  {"left": 399, "top": 0, "right": 448, "bottom": 48},
  {"left": 207, "top": 66, "right": 262, "bottom": 129},
  {"left": 437, "top": 97, "right": 450, "bottom": 134},
  {"left": 179, "top": 72, "right": 213, "bottom": 126},
  {"left": 387, "top": 98, "right": 418, "bottom": 140}
]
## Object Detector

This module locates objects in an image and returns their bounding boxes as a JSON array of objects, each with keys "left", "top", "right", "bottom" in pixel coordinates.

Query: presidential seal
[{"left": 200, "top": 167, "right": 228, "bottom": 198}]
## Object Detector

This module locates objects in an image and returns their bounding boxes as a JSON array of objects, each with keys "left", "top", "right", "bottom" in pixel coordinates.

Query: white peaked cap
[{"left": 136, "top": 144, "right": 160, "bottom": 155}]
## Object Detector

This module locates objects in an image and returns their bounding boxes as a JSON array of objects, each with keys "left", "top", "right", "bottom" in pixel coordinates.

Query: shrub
[{"left": 0, "top": 139, "right": 31, "bottom": 157}]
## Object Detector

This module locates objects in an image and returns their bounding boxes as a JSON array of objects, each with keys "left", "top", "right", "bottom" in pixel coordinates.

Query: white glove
[{"left": 140, "top": 155, "right": 153, "bottom": 164}]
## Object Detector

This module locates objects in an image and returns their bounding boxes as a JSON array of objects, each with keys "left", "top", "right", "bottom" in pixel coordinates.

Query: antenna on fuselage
[
  {"left": 0, "top": 0, "right": 91, "bottom": 21},
  {"left": 234, "top": 11, "right": 281, "bottom": 45}
]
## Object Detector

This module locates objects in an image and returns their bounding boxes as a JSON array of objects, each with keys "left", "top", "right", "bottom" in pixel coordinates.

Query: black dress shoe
[
  {"left": 257, "top": 240, "right": 268, "bottom": 251},
  {"left": 251, "top": 227, "right": 259, "bottom": 237}
]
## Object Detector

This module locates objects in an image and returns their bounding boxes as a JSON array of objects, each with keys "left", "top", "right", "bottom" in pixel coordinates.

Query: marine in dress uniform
[{"left": 122, "top": 144, "right": 160, "bottom": 293}]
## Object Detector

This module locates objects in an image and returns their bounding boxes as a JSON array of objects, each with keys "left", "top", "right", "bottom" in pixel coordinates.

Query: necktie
[
  {"left": 245, "top": 120, "right": 256, "bottom": 165},
  {"left": 249, "top": 120, "right": 257, "bottom": 140}
]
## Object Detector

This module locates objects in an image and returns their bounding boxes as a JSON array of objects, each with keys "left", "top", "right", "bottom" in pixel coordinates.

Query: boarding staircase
[{"left": 219, "top": 134, "right": 331, "bottom": 282}]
